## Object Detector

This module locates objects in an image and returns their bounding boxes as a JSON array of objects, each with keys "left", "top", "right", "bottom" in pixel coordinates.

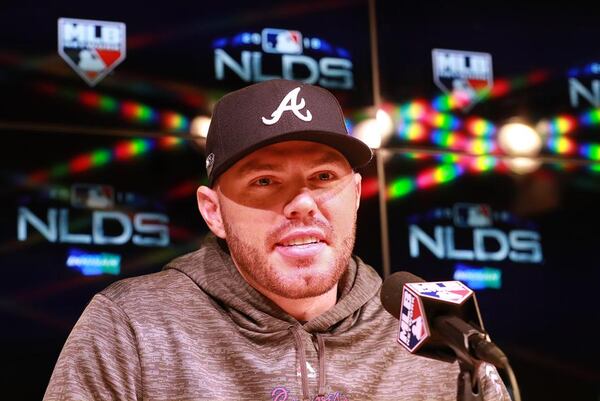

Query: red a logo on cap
[{"left": 262, "top": 87, "right": 313, "bottom": 125}]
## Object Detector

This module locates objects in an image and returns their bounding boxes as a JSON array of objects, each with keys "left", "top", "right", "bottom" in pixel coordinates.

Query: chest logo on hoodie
[{"left": 271, "top": 387, "right": 349, "bottom": 401}]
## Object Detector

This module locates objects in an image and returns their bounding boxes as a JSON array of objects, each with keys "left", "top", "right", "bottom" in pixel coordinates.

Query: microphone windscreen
[{"left": 380, "top": 271, "right": 424, "bottom": 319}]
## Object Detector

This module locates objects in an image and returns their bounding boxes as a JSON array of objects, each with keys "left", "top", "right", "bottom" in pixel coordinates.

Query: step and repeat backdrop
[{"left": 1, "top": 2, "right": 599, "bottom": 400}]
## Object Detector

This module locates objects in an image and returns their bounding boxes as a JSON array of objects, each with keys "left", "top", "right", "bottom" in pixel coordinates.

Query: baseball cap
[{"left": 205, "top": 79, "right": 373, "bottom": 186}]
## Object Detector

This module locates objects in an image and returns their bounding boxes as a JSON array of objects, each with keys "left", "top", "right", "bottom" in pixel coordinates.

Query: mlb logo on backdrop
[
  {"left": 453, "top": 203, "right": 492, "bottom": 227},
  {"left": 262, "top": 28, "right": 303, "bottom": 54},
  {"left": 58, "top": 18, "right": 126, "bottom": 86},
  {"left": 432, "top": 48, "right": 493, "bottom": 111}
]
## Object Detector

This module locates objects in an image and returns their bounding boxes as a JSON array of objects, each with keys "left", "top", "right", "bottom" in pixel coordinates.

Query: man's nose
[{"left": 283, "top": 188, "right": 319, "bottom": 219}]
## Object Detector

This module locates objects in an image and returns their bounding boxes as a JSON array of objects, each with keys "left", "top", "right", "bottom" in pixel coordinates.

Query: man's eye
[
  {"left": 255, "top": 177, "right": 272, "bottom": 186},
  {"left": 317, "top": 172, "right": 334, "bottom": 181}
]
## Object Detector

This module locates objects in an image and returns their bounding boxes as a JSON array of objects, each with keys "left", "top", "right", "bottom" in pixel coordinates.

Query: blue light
[
  {"left": 232, "top": 33, "right": 248, "bottom": 47},
  {"left": 212, "top": 38, "right": 228, "bottom": 49},
  {"left": 241, "top": 33, "right": 252, "bottom": 44},
  {"left": 453, "top": 264, "right": 502, "bottom": 290},
  {"left": 311, "top": 38, "right": 322, "bottom": 50},
  {"left": 344, "top": 117, "right": 354, "bottom": 134},
  {"left": 66, "top": 249, "right": 121, "bottom": 276},
  {"left": 337, "top": 47, "right": 350, "bottom": 59},
  {"left": 320, "top": 40, "right": 332, "bottom": 53}
]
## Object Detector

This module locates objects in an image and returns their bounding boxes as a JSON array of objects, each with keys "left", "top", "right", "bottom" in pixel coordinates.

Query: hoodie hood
[{"left": 163, "top": 234, "right": 383, "bottom": 335}]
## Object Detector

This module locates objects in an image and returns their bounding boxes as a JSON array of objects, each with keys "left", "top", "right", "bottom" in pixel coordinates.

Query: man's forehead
[{"left": 232, "top": 140, "right": 351, "bottom": 172}]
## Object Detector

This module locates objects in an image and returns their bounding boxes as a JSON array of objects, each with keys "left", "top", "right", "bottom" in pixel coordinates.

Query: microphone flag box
[{"left": 397, "top": 280, "right": 485, "bottom": 362}]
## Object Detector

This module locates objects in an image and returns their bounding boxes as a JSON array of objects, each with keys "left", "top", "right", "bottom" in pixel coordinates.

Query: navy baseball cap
[{"left": 204, "top": 79, "right": 373, "bottom": 186}]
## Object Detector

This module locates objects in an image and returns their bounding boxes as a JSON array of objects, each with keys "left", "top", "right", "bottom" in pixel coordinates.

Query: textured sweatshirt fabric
[{"left": 44, "top": 236, "right": 510, "bottom": 401}]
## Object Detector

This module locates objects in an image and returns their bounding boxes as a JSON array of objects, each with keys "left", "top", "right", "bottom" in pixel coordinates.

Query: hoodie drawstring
[
  {"left": 290, "top": 326, "right": 310, "bottom": 401},
  {"left": 290, "top": 327, "right": 328, "bottom": 401},
  {"left": 316, "top": 334, "right": 326, "bottom": 397}
]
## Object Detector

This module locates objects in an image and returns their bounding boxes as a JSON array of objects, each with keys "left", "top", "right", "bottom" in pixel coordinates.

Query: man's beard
[{"left": 223, "top": 218, "right": 356, "bottom": 299}]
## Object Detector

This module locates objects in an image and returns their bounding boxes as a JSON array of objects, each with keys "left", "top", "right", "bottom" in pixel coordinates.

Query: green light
[
  {"left": 137, "top": 106, "right": 154, "bottom": 121},
  {"left": 590, "top": 109, "right": 600, "bottom": 124},
  {"left": 99, "top": 96, "right": 118, "bottom": 112},
  {"left": 91, "top": 149, "right": 112, "bottom": 166},
  {"left": 388, "top": 178, "right": 414, "bottom": 198},
  {"left": 511, "top": 76, "right": 527, "bottom": 89},
  {"left": 131, "top": 139, "right": 151, "bottom": 155},
  {"left": 51, "top": 164, "right": 69, "bottom": 177},
  {"left": 439, "top": 154, "right": 460, "bottom": 163},
  {"left": 435, "top": 165, "right": 460, "bottom": 183}
]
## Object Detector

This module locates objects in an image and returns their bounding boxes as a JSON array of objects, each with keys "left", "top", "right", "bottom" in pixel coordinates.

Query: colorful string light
[
  {"left": 580, "top": 143, "right": 600, "bottom": 160},
  {"left": 27, "top": 136, "right": 184, "bottom": 185},
  {"left": 546, "top": 137, "right": 577, "bottom": 155},
  {"left": 35, "top": 83, "right": 190, "bottom": 132},
  {"left": 464, "top": 117, "right": 496, "bottom": 137}
]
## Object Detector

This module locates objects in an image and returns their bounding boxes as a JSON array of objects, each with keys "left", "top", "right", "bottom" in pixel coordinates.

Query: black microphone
[{"left": 380, "top": 271, "right": 508, "bottom": 369}]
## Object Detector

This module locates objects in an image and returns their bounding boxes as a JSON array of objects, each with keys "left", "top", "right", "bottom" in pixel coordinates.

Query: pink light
[
  {"left": 528, "top": 70, "right": 551, "bottom": 84},
  {"left": 121, "top": 101, "right": 139, "bottom": 120},
  {"left": 165, "top": 180, "right": 199, "bottom": 200},
  {"left": 360, "top": 177, "right": 379, "bottom": 199},
  {"left": 69, "top": 154, "right": 93, "bottom": 173},
  {"left": 79, "top": 91, "right": 100, "bottom": 108},
  {"left": 490, "top": 79, "right": 510, "bottom": 97},
  {"left": 114, "top": 141, "right": 135, "bottom": 160},
  {"left": 416, "top": 169, "right": 437, "bottom": 188}
]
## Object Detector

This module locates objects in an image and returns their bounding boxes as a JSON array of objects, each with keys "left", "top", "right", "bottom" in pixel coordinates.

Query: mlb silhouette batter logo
[
  {"left": 398, "top": 289, "right": 429, "bottom": 351},
  {"left": 262, "top": 28, "right": 303, "bottom": 54},
  {"left": 408, "top": 281, "right": 472, "bottom": 304},
  {"left": 58, "top": 18, "right": 126, "bottom": 86}
]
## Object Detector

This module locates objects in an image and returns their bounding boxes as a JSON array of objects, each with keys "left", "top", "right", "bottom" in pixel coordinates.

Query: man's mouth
[
  {"left": 279, "top": 236, "right": 322, "bottom": 247},
  {"left": 274, "top": 231, "right": 328, "bottom": 259}
]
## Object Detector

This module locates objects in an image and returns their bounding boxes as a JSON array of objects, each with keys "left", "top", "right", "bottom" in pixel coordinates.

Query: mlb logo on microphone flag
[
  {"left": 407, "top": 281, "right": 472, "bottom": 305},
  {"left": 58, "top": 18, "right": 126, "bottom": 86},
  {"left": 398, "top": 286, "right": 429, "bottom": 352}
]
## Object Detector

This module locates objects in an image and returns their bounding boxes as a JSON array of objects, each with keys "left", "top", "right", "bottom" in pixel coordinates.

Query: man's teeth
[{"left": 282, "top": 237, "right": 320, "bottom": 246}]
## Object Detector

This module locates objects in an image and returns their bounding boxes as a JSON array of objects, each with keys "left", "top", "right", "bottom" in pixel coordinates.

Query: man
[{"left": 44, "top": 79, "right": 510, "bottom": 401}]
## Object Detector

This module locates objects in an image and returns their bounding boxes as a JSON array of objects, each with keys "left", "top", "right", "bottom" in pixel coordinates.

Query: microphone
[{"left": 380, "top": 271, "right": 508, "bottom": 369}]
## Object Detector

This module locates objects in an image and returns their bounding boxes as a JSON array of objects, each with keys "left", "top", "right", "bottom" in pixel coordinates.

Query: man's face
[{"left": 214, "top": 140, "right": 362, "bottom": 300}]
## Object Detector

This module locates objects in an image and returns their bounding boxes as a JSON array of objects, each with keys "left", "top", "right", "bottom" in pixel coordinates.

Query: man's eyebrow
[
  {"left": 235, "top": 162, "right": 281, "bottom": 176},
  {"left": 234, "top": 150, "right": 349, "bottom": 176},
  {"left": 311, "top": 151, "right": 349, "bottom": 167}
]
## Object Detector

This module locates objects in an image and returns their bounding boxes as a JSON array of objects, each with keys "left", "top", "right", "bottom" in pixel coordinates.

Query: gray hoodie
[{"left": 44, "top": 236, "right": 510, "bottom": 401}]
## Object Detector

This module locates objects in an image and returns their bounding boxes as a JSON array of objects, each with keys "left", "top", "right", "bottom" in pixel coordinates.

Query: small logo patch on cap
[
  {"left": 206, "top": 153, "right": 215, "bottom": 176},
  {"left": 262, "top": 87, "right": 312, "bottom": 125}
]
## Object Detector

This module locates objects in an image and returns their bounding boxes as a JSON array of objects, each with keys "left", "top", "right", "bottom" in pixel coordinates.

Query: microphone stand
[
  {"left": 456, "top": 360, "right": 484, "bottom": 401},
  {"left": 433, "top": 315, "right": 491, "bottom": 401}
]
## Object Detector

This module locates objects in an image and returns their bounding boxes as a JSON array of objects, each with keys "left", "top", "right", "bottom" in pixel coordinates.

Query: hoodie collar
[{"left": 164, "top": 234, "right": 382, "bottom": 334}]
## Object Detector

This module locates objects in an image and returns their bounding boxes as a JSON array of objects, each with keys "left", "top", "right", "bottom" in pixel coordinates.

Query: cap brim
[{"left": 209, "top": 130, "right": 373, "bottom": 186}]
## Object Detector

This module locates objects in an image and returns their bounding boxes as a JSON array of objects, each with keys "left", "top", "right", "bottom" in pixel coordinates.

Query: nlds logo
[
  {"left": 214, "top": 27, "right": 354, "bottom": 90},
  {"left": 408, "top": 202, "right": 543, "bottom": 264},
  {"left": 17, "top": 184, "right": 169, "bottom": 247}
]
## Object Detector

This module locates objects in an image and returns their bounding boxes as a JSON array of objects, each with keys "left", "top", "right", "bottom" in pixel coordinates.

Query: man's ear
[
  {"left": 353, "top": 172, "right": 362, "bottom": 211},
  {"left": 196, "top": 186, "right": 226, "bottom": 239}
]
